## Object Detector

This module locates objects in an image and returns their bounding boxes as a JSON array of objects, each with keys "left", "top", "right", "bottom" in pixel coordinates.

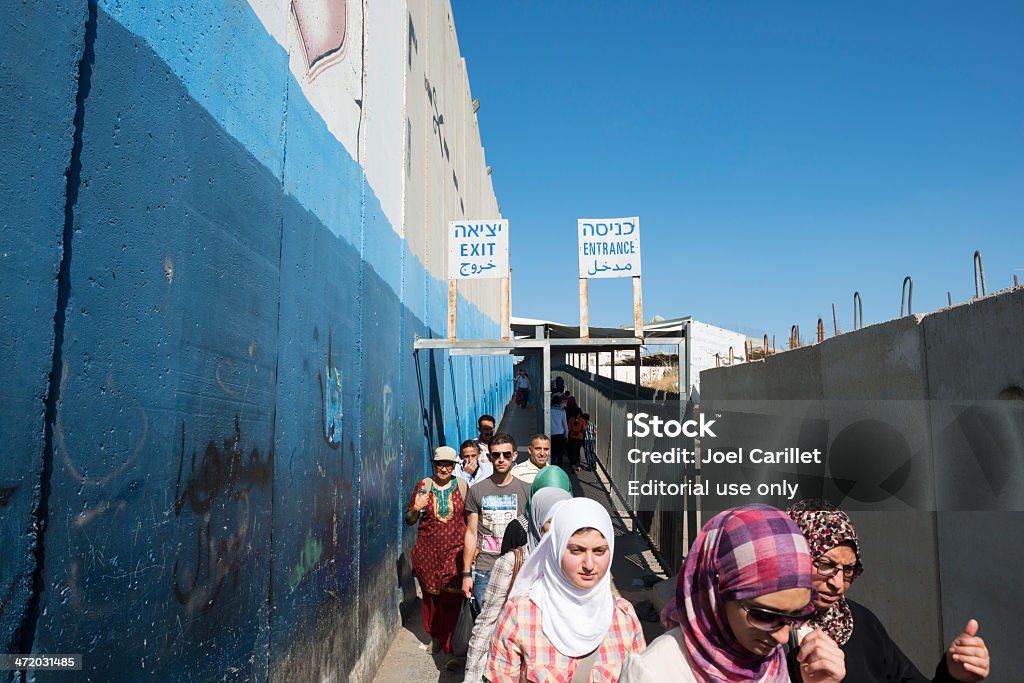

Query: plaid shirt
[
  {"left": 464, "top": 547, "right": 525, "bottom": 683},
  {"left": 487, "top": 595, "right": 645, "bottom": 682}
]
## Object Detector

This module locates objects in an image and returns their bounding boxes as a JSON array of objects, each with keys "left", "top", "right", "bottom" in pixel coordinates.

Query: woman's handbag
[{"left": 450, "top": 596, "right": 478, "bottom": 657}]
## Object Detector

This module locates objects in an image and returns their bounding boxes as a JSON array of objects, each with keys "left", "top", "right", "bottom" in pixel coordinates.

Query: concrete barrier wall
[
  {"left": 0, "top": 1, "right": 508, "bottom": 679},
  {"left": 700, "top": 287, "right": 1024, "bottom": 673},
  {"left": 0, "top": 0, "right": 89, "bottom": 657},
  {"left": 921, "top": 289, "right": 1024, "bottom": 674}
]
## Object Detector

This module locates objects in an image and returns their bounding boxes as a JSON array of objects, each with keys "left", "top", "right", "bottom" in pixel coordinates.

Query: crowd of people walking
[{"left": 403, "top": 377, "right": 991, "bottom": 682}]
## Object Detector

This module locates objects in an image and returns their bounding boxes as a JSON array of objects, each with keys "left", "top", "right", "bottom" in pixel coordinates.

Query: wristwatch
[{"left": 461, "top": 571, "right": 472, "bottom": 578}]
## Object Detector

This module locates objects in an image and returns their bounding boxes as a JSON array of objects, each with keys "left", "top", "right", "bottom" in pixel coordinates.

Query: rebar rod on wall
[
  {"left": 790, "top": 325, "right": 800, "bottom": 349},
  {"left": 853, "top": 292, "right": 863, "bottom": 331},
  {"left": 832, "top": 304, "right": 838, "bottom": 335},
  {"left": 974, "top": 250, "right": 986, "bottom": 298},
  {"left": 817, "top": 318, "right": 824, "bottom": 343},
  {"left": 901, "top": 276, "right": 913, "bottom": 317}
]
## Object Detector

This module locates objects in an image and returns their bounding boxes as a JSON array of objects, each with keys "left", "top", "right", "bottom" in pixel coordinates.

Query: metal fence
[{"left": 558, "top": 365, "right": 696, "bottom": 574}]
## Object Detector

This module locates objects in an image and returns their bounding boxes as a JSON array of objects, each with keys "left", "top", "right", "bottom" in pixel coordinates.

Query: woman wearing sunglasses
[
  {"left": 786, "top": 499, "right": 990, "bottom": 682},
  {"left": 620, "top": 505, "right": 845, "bottom": 682}
]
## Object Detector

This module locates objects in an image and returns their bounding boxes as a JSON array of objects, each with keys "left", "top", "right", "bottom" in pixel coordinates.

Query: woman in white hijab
[{"left": 486, "top": 497, "right": 645, "bottom": 682}]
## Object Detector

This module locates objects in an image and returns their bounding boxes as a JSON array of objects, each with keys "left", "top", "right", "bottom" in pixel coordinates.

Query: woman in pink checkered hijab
[{"left": 621, "top": 505, "right": 846, "bottom": 682}]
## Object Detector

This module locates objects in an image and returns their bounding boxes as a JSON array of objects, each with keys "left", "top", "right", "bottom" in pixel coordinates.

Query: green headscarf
[{"left": 525, "top": 465, "right": 572, "bottom": 520}]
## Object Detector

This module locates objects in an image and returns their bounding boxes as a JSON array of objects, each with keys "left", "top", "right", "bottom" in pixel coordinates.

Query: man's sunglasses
[
  {"left": 740, "top": 603, "right": 816, "bottom": 632},
  {"left": 490, "top": 450, "right": 515, "bottom": 461}
]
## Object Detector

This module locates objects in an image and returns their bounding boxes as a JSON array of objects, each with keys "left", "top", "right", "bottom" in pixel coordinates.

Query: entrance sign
[
  {"left": 577, "top": 217, "right": 641, "bottom": 279},
  {"left": 448, "top": 219, "right": 509, "bottom": 279},
  {"left": 577, "top": 216, "right": 643, "bottom": 339}
]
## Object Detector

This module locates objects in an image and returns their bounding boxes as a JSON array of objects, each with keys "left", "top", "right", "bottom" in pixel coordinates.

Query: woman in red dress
[{"left": 405, "top": 446, "right": 468, "bottom": 655}]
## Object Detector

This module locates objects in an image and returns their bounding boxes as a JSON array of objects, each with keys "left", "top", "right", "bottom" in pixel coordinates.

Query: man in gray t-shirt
[{"left": 461, "top": 433, "right": 530, "bottom": 611}]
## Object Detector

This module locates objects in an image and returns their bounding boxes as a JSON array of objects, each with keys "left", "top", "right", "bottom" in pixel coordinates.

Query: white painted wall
[
  {"left": 688, "top": 320, "right": 749, "bottom": 392},
  {"left": 247, "top": 0, "right": 502, "bottom": 323},
  {"left": 405, "top": 1, "right": 502, "bottom": 320},
  {"left": 568, "top": 320, "right": 750, "bottom": 393}
]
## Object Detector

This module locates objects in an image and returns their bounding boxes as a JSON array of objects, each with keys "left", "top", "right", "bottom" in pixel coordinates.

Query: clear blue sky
[{"left": 451, "top": 2, "right": 1024, "bottom": 340}]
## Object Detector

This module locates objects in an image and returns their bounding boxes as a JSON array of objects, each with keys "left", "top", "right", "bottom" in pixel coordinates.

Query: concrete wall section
[
  {"left": 0, "top": 0, "right": 88, "bottom": 654},
  {"left": 702, "top": 343, "right": 824, "bottom": 401},
  {"left": 921, "top": 288, "right": 1024, "bottom": 671},
  {"left": 700, "top": 290, "right": 1024, "bottom": 673},
  {"left": 702, "top": 316, "right": 941, "bottom": 666},
  {"left": 32, "top": 11, "right": 283, "bottom": 676},
  {"left": 704, "top": 321, "right": 943, "bottom": 668},
  {"left": 816, "top": 315, "right": 943, "bottom": 667},
  {"left": 0, "top": 0, "right": 508, "bottom": 679}
]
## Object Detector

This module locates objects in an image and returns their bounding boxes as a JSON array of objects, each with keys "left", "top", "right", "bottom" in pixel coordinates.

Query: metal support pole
[
  {"left": 684, "top": 319, "right": 696, "bottom": 546},
  {"left": 677, "top": 340, "right": 686, "bottom": 399},
  {"left": 677, "top": 338, "right": 688, "bottom": 553},
  {"left": 683, "top": 320, "right": 692, "bottom": 399},
  {"left": 542, "top": 342, "right": 551, "bottom": 437},
  {"left": 634, "top": 348, "right": 641, "bottom": 400}
]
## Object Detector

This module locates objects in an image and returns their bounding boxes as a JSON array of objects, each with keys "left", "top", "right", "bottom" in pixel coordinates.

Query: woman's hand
[
  {"left": 946, "top": 619, "right": 990, "bottom": 681},
  {"left": 411, "top": 485, "right": 431, "bottom": 512},
  {"left": 797, "top": 629, "right": 846, "bottom": 683}
]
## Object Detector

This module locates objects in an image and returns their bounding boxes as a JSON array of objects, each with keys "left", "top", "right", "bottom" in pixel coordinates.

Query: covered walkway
[{"left": 372, "top": 397, "right": 671, "bottom": 682}]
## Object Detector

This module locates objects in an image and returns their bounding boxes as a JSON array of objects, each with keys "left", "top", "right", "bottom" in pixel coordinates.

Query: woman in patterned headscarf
[
  {"left": 621, "top": 505, "right": 846, "bottom": 682},
  {"left": 786, "top": 499, "right": 990, "bottom": 682}
]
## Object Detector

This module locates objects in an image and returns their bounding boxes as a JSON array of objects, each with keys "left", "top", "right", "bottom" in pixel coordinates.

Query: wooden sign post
[
  {"left": 579, "top": 277, "right": 590, "bottom": 339},
  {"left": 632, "top": 275, "right": 643, "bottom": 338}
]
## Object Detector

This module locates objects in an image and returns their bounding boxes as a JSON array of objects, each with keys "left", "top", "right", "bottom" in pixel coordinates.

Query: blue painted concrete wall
[
  {"left": 0, "top": 0, "right": 510, "bottom": 679},
  {"left": 0, "top": 0, "right": 89, "bottom": 660}
]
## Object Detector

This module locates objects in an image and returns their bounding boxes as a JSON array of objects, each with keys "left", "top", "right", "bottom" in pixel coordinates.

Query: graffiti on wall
[
  {"left": 318, "top": 332, "right": 344, "bottom": 448},
  {"left": 288, "top": 531, "right": 324, "bottom": 591},
  {"left": 56, "top": 365, "right": 148, "bottom": 488},
  {"left": 172, "top": 417, "right": 273, "bottom": 614},
  {"left": 283, "top": 330, "right": 359, "bottom": 594},
  {"left": 362, "top": 383, "right": 400, "bottom": 546},
  {"left": 0, "top": 485, "right": 16, "bottom": 507}
]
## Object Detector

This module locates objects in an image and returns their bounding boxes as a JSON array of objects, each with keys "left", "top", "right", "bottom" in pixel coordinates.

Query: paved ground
[{"left": 371, "top": 398, "right": 670, "bottom": 682}]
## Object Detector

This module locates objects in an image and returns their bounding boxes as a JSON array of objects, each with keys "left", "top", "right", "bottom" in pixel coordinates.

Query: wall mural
[{"left": 290, "top": 0, "right": 349, "bottom": 78}]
